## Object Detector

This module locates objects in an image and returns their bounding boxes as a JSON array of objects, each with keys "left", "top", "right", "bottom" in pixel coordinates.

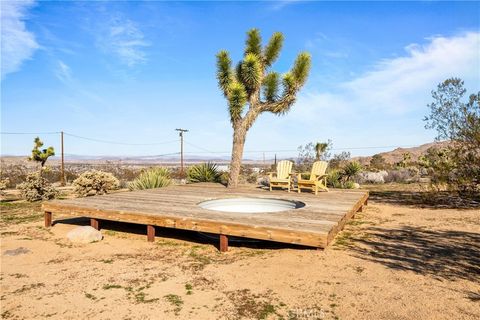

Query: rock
[
  {"left": 4, "top": 247, "right": 30, "bottom": 256},
  {"left": 357, "top": 171, "right": 388, "bottom": 184},
  {"left": 67, "top": 226, "right": 103, "bottom": 243},
  {"left": 353, "top": 183, "right": 360, "bottom": 189}
]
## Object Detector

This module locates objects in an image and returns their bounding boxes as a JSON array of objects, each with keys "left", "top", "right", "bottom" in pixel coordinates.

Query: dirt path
[{"left": 1, "top": 200, "right": 479, "bottom": 319}]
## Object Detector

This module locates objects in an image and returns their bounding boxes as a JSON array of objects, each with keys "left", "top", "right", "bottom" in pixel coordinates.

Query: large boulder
[
  {"left": 67, "top": 226, "right": 103, "bottom": 244},
  {"left": 357, "top": 170, "right": 388, "bottom": 184}
]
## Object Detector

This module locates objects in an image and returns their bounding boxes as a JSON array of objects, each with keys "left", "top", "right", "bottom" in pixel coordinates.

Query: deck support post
[
  {"left": 44, "top": 211, "right": 52, "bottom": 227},
  {"left": 147, "top": 225, "right": 155, "bottom": 242},
  {"left": 90, "top": 218, "right": 100, "bottom": 230},
  {"left": 219, "top": 234, "right": 228, "bottom": 252}
]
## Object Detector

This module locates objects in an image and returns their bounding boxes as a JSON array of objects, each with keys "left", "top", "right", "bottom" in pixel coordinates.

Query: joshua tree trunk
[{"left": 228, "top": 125, "right": 247, "bottom": 188}]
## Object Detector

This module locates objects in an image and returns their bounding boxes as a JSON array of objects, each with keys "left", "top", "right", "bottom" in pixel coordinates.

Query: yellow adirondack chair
[
  {"left": 297, "top": 161, "right": 329, "bottom": 195},
  {"left": 269, "top": 160, "right": 293, "bottom": 192}
]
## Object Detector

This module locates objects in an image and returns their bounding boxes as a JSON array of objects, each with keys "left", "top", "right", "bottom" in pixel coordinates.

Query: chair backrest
[
  {"left": 276, "top": 160, "right": 293, "bottom": 179},
  {"left": 310, "top": 161, "right": 328, "bottom": 179}
]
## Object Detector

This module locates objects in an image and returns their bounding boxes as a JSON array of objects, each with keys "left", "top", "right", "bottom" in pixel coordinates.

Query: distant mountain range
[
  {"left": 353, "top": 141, "right": 450, "bottom": 165},
  {"left": 1, "top": 141, "right": 449, "bottom": 166}
]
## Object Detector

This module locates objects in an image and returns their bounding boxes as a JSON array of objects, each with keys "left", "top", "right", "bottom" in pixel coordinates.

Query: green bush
[
  {"left": 17, "top": 172, "right": 58, "bottom": 202},
  {"left": 187, "top": 162, "right": 222, "bottom": 183},
  {"left": 128, "top": 167, "right": 171, "bottom": 190},
  {"left": 327, "top": 169, "right": 343, "bottom": 188},
  {"left": 342, "top": 161, "right": 362, "bottom": 181},
  {"left": 73, "top": 170, "right": 119, "bottom": 197},
  {"left": 343, "top": 181, "right": 356, "bottom": 189}
]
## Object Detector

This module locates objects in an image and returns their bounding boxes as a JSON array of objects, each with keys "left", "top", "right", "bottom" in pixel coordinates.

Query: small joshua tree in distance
[
  {"left": 216, "top": 28, "right": 311, "bottom": 188},
  {"left": 29, "top": 137, "right": 55, "bottom": 168}
]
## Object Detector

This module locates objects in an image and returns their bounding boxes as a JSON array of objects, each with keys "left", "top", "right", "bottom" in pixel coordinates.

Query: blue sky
[{"left": 1, "top": 1, "right": 479, "bottom": 159}]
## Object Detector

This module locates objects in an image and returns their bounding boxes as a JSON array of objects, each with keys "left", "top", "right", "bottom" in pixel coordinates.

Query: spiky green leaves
[
  {"left": 262, "top": 72, "right": 280, "bottom": 102},
  {"left": 29, "top": 137, "right": 55, "bottom": 167},
  {"left": 216, "top": 50, "right": 233, "bottom": 97},
  {"left": 216, "top": 29, "right": 311, "bottom": 124},
  {"left": 264, "top": 32, "right": 283, "bottom": 67},
  {"left": 291, "top": 52, "right": 311, "bottom": 87},
  {"left": 245, "top": 28, "right": 262, "bottom": 56},
  {"left": 239, "top": 53, "right": 262, "bottom": 93},
  {"left": 228, "top": 81, "right": 247, "bottom": 123}
]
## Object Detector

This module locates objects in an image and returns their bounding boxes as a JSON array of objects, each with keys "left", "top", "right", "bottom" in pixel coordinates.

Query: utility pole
[
  {"left": 175, "top": 128, "right": 188, "bottom": 174},
  {"left": 61, "top": 131, "right": 65, "bottom": 186}
]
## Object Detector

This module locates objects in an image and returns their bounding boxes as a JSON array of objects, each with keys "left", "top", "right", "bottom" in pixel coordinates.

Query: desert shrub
[
  {"left": 187, "top": 162, "right": 221, "bottom": 183},
  {"left": 343, "top": 181, "right": 356, "bottom": 189},
  {"left": 296, "top": 141, "right": 332, "bottom": 172},
  {"left": 418, "top": 147, "right": 456, "bottom": 190},
  {"left": 424, "top": 78, "right": 479, "bottom": 192},
  {"left": 356, "top": 170, "right": 388, "bottom": 184},
  {"left": 369, "top": 154, "right": 388, "bottom": 170},
  {"left": 128, "top": 167, "right": 171, "bottom": 190},
  {"left": 239, "top": 166, "right": 258, "bottom": 184},
  {"left": 326, "top": 169, "right": 341, "bottom": 188},
  {"left": 219, "top": 171, "right": 230, "bottom": 186},
  {"left": 17, "top": 172, "right": 59, "bottom": 202},
  {"left": 327, "top": 162, "right": 362, "bottom": 188},
  {"left": 73, "top": 170, "right": 119, "bottom": 197},
  {"left": 329, "top": 151, "right": 351, "bottom": 169},
  {"left": 0, "top": 178, "right": 9, "bottom": 195},
  {"left": 1, "top": 164, "right": 29, "bottom": 187},
  {"left": 342, "top": 161, "right": 362, "bottom": 181}
]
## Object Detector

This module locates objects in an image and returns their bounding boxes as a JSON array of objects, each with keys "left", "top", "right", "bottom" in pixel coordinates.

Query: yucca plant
[
  {"left": 342, "top": 161, "right": 362, "bottom": 182},
  {"left": 129, "top": 167, "right": 171, "bottom": 190},
  {"left": 187, "top": 162, "right": 222, "bottom": 183},
  {"left": 216, "top": 28, "right": 311, "bottom": 188}
]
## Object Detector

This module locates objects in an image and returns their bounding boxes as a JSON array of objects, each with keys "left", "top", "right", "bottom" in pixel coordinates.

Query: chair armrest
[
  {"left": 268, "top": 172, "right": 277, "bottom": 179},
  {"left": 298, "top": 172, "right": 311, "bottom": 181}
]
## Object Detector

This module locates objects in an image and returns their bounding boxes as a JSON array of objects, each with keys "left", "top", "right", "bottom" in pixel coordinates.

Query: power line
[
  {"left": 2, "top": 131, "right": 419, "bottom": 153},
  {"left": 184, "top": 140, "right": 217, "bottom": 153},
  {"left": 182, "top": 144, "right": 418, "bottom": 155},
  {"left": 62, "top": 152, "right": 181, "bottom": 158},
  {"left": 63, "top": 132, "right": 179, "bottom": 146},
  {"left": 1, "top": 131, "right": 60, "bottom": 135}
]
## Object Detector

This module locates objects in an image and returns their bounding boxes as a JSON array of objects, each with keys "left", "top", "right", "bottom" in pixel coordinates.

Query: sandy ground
[{"left": 1, "top": 197, "right": 479, "bottom": 319}]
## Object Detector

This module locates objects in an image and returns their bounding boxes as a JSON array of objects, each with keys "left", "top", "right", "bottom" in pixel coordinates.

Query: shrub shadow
[
  {"left": 369, "top": 190, "right": 480, "bottom": 209},
  {"left": 348, "top": 225, "right": 480, "bottom": 281}
]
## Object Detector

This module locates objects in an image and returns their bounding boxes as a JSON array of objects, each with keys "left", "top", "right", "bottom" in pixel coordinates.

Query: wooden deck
[{"left": 42, "top": 183, "right": 368, "bottom": 251}]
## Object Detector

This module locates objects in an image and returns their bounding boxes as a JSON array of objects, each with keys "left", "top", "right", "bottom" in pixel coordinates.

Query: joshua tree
[
  {"left": 29, "top": 137, "right": 55, "bottom": 168},
  {"left": 315, "top": 142, "right": 329, "bottom": 161},
  {"left": 216, "top": 28, "right": 311, "bottom": 188}
]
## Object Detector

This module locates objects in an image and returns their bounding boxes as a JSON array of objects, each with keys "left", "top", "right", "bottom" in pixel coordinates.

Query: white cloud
[
  {"left": 1, "top": 0, "right": 39, "bottom": 79},
  {"left": 270, "top": 0, "right": 303, "bottom": 11},
  {"left": 54, "top": 60, "right": 72, "bottom": 83},
  {"left": 98, "top": 15, "right": 150, "bottom": 67},
  {"left": 292, "top": 31, "right": 480, "bottom": 121}
]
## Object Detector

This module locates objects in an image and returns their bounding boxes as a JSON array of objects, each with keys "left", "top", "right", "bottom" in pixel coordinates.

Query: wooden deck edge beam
[
  {"left": 41, "top": 204, "right": 329, "bottom": 248},
  {"left": 326, "top": 191, "right": 369, "bottom": 246}
]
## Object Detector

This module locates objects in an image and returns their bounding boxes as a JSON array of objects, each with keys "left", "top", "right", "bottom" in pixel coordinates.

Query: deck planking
[{"left": 42, "top": 183, "right": 368, "bottom": 249}]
